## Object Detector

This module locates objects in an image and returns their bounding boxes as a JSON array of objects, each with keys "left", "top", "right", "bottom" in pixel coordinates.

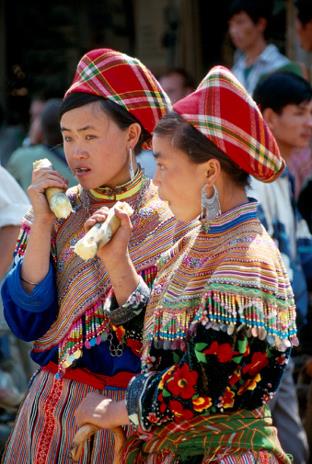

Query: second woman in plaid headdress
[
  {"left": 1, "top": 48, "right": 194, "bottom": 463},
  {"left": 73, "top": 65, "right": 297, "bottom": 463}
]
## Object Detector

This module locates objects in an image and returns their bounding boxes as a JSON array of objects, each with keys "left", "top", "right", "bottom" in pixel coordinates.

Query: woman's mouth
[{"left": 74, "top": 167, "right": 91, "bottom": 177}]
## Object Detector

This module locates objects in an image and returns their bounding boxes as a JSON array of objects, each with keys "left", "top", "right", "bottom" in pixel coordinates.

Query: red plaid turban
[
  {"left": 65, "top": 48, "right": 171, "bottom": 135},
  {"left": 173, "top": 66, "right": 284, "bottom": 182}
]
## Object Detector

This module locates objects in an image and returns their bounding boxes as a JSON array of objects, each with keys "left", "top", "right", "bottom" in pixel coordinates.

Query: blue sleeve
[{"left": 1, "top": 258, "right": 58, "bottom": 341}]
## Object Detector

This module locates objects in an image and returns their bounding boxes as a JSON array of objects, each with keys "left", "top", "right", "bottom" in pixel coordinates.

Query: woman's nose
[
  {"left": 72, "top": 145, "right": 88, "bottom": 159},
  {"left": 152, "top": 171, "right": 160, "bottom": 186}
]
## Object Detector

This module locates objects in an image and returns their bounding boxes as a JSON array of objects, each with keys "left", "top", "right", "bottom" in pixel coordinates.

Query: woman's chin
[{"left": 170, "top": 206, "right": 199, "bottom": 223}]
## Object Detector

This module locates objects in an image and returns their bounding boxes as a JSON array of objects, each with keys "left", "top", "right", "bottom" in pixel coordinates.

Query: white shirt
[
  {"left": 0, "top": 166, "right": 30, "bottom": 228},
  {"left": 232, "top": 44, "right": 290, "bottom": 95}
]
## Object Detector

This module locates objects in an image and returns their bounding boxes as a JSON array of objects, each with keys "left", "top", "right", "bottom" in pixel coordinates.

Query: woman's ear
[
  {"left": 257, "top": 17, "right": 267, "bottom": 35},
  {"left": 127, "top": 123, "right": 142, "bottom": 149},
  {"left": 200, "top": 158, "right": 221, "bottom": 185},
  {"left": 262, "top": 107, "right": 278, "bottom": 131}
]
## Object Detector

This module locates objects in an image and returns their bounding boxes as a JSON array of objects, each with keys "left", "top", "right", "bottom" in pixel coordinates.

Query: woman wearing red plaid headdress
[
  {"left": 0, "top": 48, "right": 194, "bottom": 463},
  {"left": 73, "top": 66, "right": 298, "bottom": 463}
]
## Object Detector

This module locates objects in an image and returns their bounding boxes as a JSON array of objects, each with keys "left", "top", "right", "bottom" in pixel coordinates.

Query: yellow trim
[
  {"left": 89, "top": 168, "right": 143, "bottom": 200},
  {"left": 89, "top": 182, "right": 142, "bottom": 200}
]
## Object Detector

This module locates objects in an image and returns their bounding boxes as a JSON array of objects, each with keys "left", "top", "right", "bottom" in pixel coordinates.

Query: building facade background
[{"left": 0, "top": 0, "right": 311, "bottom": 131}]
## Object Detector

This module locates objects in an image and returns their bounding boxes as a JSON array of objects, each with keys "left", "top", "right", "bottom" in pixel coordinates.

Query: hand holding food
[
  {"left": 33, "top": 158, "right": 73, "bottom": 219},
  {"left": 74, "top": 201, "right": 133, "bottom": 260}
]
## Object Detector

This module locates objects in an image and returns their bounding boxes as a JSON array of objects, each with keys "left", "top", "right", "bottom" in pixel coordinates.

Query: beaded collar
[{"left": 89, "top": 167, "right": 143, "bottom": 201}]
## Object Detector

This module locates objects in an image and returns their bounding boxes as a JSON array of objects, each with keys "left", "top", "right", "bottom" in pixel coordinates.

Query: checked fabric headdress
[
  {"left": 173, "top": 66, "right": 284, "bottom": 182},
  {"left": 65, "top": 48, "right": 172, "bottom": 136}
]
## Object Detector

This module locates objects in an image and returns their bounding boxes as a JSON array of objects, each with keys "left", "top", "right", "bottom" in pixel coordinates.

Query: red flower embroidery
[
  {"left": 147, "top": 412, "right": 159, "bottom": 424},
  {"left": 262, "top": 392, "right": 273, "bottom": 404},
  {"left": 192, "top": 395, "right": 212, "bottom": 412},
  {"left": 229, "top": 369, "right": 241, "bottom": 386},
  {"left": 219, "top": 387, "right": 235, "bottom": 409},
  {"left": 126, "top": 339, "right": 142, "bottom": 355},
  {"left": 243, "top": 352, "right": 268, "bottom": 376},
  {"left": 238, "top": 374, "right": 261, "bottom": 395},
  {"left": 204, "top": 341, "right": 237, "bottom": 363},
  {"left": 169, "top": 399, "right": 194, "bottom": 420},
  {"left": 276, "top": 354, "right": 287, "bottom": 366},
  {"left": 112, "top": 324, "right": 125, "bottom": 342},
  {"left": 166, "top": 364, "right": 198, "bottom": 399},
  {"left": 157, "top": 392, "right": 167, "bottom": 413}
]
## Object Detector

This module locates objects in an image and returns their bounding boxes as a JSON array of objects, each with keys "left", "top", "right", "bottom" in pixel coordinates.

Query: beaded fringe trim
[{"left": 149, "top": 285, "right": 298, "bottom": 353}]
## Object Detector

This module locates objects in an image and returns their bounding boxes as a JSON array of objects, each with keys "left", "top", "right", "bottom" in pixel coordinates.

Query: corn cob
[
  {"left": 74, "top": 201, "right": 133, "bottom": 260},
  {"left": 33, "top": 158, "right": 73, "bottom": 219}
]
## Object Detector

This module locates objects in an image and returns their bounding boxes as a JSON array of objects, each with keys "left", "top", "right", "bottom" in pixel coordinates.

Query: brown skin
[
  {"left": 263, "top": 101, "right": 312, "bottom": 160},
  {"left": 75, "top": 393, "right": 130, "bottom": 430},
  {"left": 152, "top": 134, "right": 248, "bottom": 221},
  {"left": 61, "top": 101, "right": 140, "bottom": 190},
  {"left": 296, "top": 18, "right": 312, "bottom": 52}
]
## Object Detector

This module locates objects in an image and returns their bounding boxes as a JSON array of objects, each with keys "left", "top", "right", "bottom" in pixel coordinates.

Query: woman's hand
[
  {"left": 75, "top": 392, "right": 130, "bottom": 429},
  {"left": 27, "top": 166, "right": 68, "bottom": 223},
  {"left": 84, "top": 206, "right": 133, "bottom": 269},
  {"left": 84, "top": 205, "right": 139, "bottom": 304}
]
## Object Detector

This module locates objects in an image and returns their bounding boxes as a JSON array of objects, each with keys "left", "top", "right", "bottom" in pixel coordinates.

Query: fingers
[
  {"left": 71, "top": 424, "right": 99, "bottom": 462},
  {"left": 31, "top": 168, "right": 68, "bottom": 192},
  {"left": 84, "top": 207, "right": 110, "bottom": 232},
  {"left": 114, "top": 207, "right": 133, "bottom": 231},
  {"left": 84, "top": 207, "right": 132, "bottom": 234}
]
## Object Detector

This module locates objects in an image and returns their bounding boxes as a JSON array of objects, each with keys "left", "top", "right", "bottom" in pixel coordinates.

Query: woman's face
[
  {"left": 60, "top": 101, "right": 131, "bottom": 189},
  {"left": 152, "top": 134, "right": 204, "bottom": 222}
]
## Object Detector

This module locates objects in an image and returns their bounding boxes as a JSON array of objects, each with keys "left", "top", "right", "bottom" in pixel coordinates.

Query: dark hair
[
  {"left": 228, "top": 0, "right": 273, "bottom": 26},
  {"left": 154, "top": 113, "right": 249, "bottom": 187},
  {"left": 253, "top": 71, "right": 312, "bottom": 113},
  {"left": 295, "top": 0, "right": 312, "bottom": 25},
  {"left": 59, "top": 93, "right": 150, "bottom": 155},
  {"left": 159, "top": 68, "right": 196, "bottom": 91},
  {"left": 41, "top": 98, "right": 63, "bottom": 146}
]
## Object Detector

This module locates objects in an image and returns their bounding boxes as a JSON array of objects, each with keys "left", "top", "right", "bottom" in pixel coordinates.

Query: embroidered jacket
[
  {"left": 2, "top": 169, "right": 193, "bottom": 379},
  {"left": 112, "top": 200, "right": 298, "bottom": 431}
]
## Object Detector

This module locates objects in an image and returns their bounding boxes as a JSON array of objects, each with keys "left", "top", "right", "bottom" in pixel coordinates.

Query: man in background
[
  {"left": 7, "top": 98, "right": 76, "bottom": 191},
  {"left": 295, "top": 0, "right": 312, "bottom": 53},
  {"left": 228, "top": 0, "right": 296, "bottom": 95},
  {"left": 158, "top": 67, "right": 195, "bottom": 104}
]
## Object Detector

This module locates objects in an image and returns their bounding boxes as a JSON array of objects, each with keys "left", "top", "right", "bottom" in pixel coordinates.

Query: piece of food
[
  {"left": 74, "top": 201, "right": 133, "bottom": 260},
  {"left": 33, "top": 158, "right": 73, "bottom": 219},
  {"left": 70, "top": 424, "right": 125, "bottom": 463}
]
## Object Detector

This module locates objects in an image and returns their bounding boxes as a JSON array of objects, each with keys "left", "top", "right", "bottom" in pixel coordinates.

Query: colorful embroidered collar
[
  {"left": 201, "top": 198, "right": 258, "bottom": 234},
  {"left": 89, "top": 167, "right": 144, "bottom": 201},
  {"left": 144, "top": 198, "right": 298, "bottom": 354}
]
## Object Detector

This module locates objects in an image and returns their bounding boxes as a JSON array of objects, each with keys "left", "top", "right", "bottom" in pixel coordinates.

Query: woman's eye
[
  {"left": 85, "top": 135, "right": 96, "bottom": 140},
  {"left": 63, "top": 136, "right": 72, "bottom": 143},
  {"left": 157, "top": 164, "right": 165, "bottom": 171}
]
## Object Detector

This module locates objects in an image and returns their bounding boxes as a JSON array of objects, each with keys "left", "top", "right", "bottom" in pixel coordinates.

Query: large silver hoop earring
[
  {"left": 129, "top": 148, "right": 135, "bottom": 180},
  {"left": 200, "top": 184, "right": 221, "bottom": 222}
]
